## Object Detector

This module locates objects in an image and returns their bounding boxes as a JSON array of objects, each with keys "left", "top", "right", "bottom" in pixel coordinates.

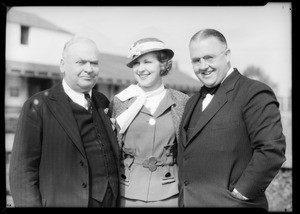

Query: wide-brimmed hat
[{"left": 126, "top": 37, "right": 174, "bottom": 68}]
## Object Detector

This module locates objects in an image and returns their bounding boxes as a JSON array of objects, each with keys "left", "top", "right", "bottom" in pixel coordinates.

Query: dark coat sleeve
[
  {"left": 9, "top": 97, "right": 43, "bottom": 207},
  {"left": 235, "top": 80, "right": 286, "bottom": 199}
]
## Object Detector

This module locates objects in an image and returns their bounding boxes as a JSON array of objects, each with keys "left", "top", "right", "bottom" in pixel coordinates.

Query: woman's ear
[{"left": 160, "top": 63, "right": 166, "bottom": 71}]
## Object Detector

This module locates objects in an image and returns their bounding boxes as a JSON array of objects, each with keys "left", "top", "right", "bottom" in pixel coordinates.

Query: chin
[
  {"left": 82, "top": 83, "right": 95, "bottom": 90},
  {"left": 138, "top": 81, "right": 151, "bottom": 87}
]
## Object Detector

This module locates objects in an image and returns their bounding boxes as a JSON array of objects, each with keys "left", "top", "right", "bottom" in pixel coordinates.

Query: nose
[
  {"left": 84, "top": 62, "right": 93, "bottom": 73},
  {"left": 135, "top": 63, "right": 146, "bottom": 74},
  {"left": 198, "top": 58, "right": 209, "bottom": 70},
  {"left": 199, "top": 58, "right": 208, "bottom": 69}
]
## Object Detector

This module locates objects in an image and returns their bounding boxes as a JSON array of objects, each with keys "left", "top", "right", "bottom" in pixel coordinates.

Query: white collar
[
  {"left": 221, "top": 67, "right": 234, "bottom": 84},
  {"left": 115, "top": 84, "right": 165, "bottom": 134},
  {"left": 62, "top": 79, "right": 92, "bottom": 108}
]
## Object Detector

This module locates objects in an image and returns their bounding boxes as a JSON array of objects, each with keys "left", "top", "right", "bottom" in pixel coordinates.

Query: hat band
[{"left": 128, "top": 41, "right": 166, "bottom": 58}]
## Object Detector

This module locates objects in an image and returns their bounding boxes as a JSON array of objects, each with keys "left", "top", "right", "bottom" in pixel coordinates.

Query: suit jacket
[
  {"left": 178, "top": 69, "right": 286, "bottom": 209},
  {"left": 9, "top": 82, "right": 120, "bottom": 207}
]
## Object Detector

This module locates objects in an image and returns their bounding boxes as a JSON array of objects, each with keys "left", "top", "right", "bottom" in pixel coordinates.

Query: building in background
[
  {"left": 5, "top": 9, "right": 292, "bottom": 211},
  {"left": 5, "top": 9, "right": 201, "bottom": 205},
  {"left": 5, "top": 9, "right": 201, "bottom": 144}
]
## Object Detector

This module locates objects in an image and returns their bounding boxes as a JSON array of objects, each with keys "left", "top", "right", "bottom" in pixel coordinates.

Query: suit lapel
[
  {"left": 180, "top": 93, "right": 201, "bottom": 147},
  {"left": 45, "top": 83, "right": 86, "bottom": 158},
  {"left": 182, "top": 93, "right": 202, "bottom": 130},
  {"left": 187, "top": 90, "right": 227, "bottom": 145},
  {"left": 92, "top": 91, "right": 120, "bottom": 158},
  {"left": 185, "top": 69, "right": 241, "bottom": 147}
]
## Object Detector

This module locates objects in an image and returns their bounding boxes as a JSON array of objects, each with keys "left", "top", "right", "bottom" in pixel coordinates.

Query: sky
[{"left": 10, "top": 3, "right": 292, "bottom": 96}]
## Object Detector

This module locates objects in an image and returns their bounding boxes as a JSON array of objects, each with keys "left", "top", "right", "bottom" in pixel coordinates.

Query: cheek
[
  {"left": 192, "top": 63, "right": 201, "bottom": 71},
  {"left": 154, "top": 72, "right": 162, "bottom": 81},
  {"left": 151, "top": 64, "right": 162, "bottom": 74},
  {"left": 66, "top": 64, "right": 81, "bottom": 75},
  {"left": 132, "top": 71, "right": 139, "bottom": 79},
  {"left": 93, "top": 67, "right": 100, "bottom": 75}
]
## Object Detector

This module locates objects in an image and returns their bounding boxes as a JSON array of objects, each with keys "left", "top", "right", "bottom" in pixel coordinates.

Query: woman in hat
[{"left": 110, "top": 37, "right": 190, "bottom": 207}]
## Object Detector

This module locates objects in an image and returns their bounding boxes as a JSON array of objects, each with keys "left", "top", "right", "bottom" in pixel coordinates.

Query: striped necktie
[{"left": 84, "top": 93, "right": 93, "bottom": 114}]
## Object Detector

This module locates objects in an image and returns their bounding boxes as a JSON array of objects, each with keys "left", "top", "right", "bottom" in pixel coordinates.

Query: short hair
[
  {"left": 153, "top": 50, "right": 173, "bottom": 76},
  {"left": 190, "top": 29, "right": 228, "bottom": 49},
  {"left": 62, "top": 36, "right": 98, "bottom": 58}
]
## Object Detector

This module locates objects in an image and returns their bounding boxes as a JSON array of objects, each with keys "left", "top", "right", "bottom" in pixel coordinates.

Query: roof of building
[
  {"left": 7, "top": 8, "right": 72, "bottom": 34},
  {"left": 98, "top": 52, "right": 201, "bottom": 92},
  {"left": 6, "top": 55, "right": 201, "bottom": 92},
  {"left": 6, "top": 9, "right": 201, "bottom": 92}
]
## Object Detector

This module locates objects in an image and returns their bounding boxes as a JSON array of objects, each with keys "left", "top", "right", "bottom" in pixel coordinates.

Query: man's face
[
  {"left": 189, "top": 37, "right": 230, "bottom": 88},
  {"left": 60, "top": 41, "right": 100, "bottom": 93}
]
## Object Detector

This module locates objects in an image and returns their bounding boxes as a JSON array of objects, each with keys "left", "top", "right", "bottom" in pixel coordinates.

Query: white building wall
[
  {"left": 6, "top": 22, "right": 73, "bottom": 65},
  {"left": 5, "top": 75, "right": 28, "bottom": 108}
]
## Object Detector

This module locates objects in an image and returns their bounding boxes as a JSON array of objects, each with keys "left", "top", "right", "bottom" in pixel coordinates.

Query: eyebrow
[{"left": 77, "top": 58, "right": 99, "bottom": 63}]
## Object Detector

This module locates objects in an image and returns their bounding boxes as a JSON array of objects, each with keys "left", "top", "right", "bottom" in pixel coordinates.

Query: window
[
  {"left": 20, "top": 25, "right": 29, "bottom": 45},
  {"left": 9, "top": 87, "right": 19, "bottom": 97}
]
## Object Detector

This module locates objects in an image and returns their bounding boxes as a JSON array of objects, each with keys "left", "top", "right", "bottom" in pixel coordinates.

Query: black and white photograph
[{"left": 4, "top": 3, "right": 292, "bottom": 211}]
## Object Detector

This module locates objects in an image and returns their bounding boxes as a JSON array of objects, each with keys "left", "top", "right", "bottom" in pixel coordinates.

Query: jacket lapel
[
  {"left": 187, "top": 90, "right": 227, "bottom": 145},
  {"left": 92, "top": 91, "right": 120, "bottom": 159},
  {"left": 185, "top": 69, "right": 241, "bottom": 147},
  {"left": 45, "top": 83, "right": 86, "bottom": 158},
  {"left": 182, "top": 93, "right": 202, "bottom": 131},
  {"left": 180, "top": 93, "right": 201, "bottom": 147}
]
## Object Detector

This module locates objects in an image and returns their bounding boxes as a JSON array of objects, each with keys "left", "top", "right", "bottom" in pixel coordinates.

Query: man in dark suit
[
  {"left": 177, "top": 29, "right": 286, "bottom": 210},
  {"left": 9, "top": 36, "right": 120, "bottom": 207}
]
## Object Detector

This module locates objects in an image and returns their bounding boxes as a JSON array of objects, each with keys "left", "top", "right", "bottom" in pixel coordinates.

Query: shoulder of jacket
[
  {"left": 20, "top": 89, "right": 52, "bottom": 115},
  {"left": 239, "top": 74, "right": 273, "bottom": 93},
  {"left": 92, "top": 90, "right": 110, "bottom": 107},
  {"left": 26, "top": 89, "right": 50, "bottom": 103},
  {"left": 168, "top": 88, "right": 190, "bottom": 102},
  {"left": 111, "top": 96, "right": 137, "bottom": 117},
  {"left": 93, "top": 90, "right": 109, "bottom": 100}
]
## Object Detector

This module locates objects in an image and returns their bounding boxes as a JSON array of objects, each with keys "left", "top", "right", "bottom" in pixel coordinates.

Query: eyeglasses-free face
[
  {"left": 131, "top": 52, "right": 163, "bottom": 92},
  {"left": 60, "top": 41, "right": 100, "bottom": 93}
]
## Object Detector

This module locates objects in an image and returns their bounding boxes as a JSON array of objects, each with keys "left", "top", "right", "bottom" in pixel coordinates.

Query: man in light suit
[
  {"left": 9, "top": 36, "right": 120, "bottom": 207},
  {"left": 177, "top": 29, "right": 286, "bottom": 210}
]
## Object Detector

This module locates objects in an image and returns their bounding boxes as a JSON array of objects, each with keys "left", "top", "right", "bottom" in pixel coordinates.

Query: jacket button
[
  {"left": 184, "top": 180, "right": 189, "bottom": 186},
  {"left": 82, "top": 183, "right": 87, "bottom": 188},
  {"left": 80, "top": 160, "right": 84, "bottom": 166}
]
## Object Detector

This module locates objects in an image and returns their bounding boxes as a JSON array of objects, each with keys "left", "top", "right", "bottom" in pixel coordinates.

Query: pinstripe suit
[
  {"left": 178, "top": 69, "right": 286, "bottom": 209},
  {"left": 9, "top": 82, "right": 120, "bottom": 207}
]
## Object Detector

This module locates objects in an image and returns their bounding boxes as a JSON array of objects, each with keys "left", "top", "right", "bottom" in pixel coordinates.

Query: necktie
[
  {"left": 84, "top": 93, "right": 93, "bottom": 113},
  {"left": 200, "top": 84, "right": 220, "bottom": 98}
]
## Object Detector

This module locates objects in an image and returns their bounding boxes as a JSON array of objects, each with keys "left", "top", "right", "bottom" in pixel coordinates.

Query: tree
[{"left": 243, "top": 65, "right": 278, "bottom": 93}]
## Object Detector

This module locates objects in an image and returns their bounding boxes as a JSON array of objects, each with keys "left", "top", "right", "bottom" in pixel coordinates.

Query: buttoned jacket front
[
  {"left": 111, "top": 88, "right": 189, "bottom": 201},
  {"left": 9, "top": 82, "right": 120, "bottom": 207}
]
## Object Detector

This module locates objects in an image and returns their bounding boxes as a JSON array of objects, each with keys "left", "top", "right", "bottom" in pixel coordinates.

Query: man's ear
[{"left": 225, "top": 49, "right": 231, "bottom": 63}]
